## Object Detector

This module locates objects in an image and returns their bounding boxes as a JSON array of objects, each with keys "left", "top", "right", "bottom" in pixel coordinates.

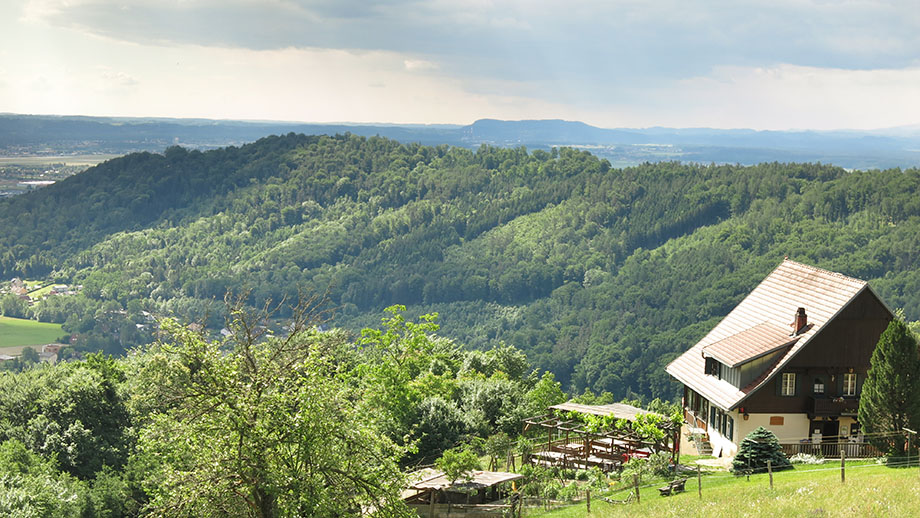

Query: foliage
[
  {"left": 482, "top": 432, "right": 515, "bottom": 471},
  {"left": 435, "top": 446, "right": 482, "bottom": 485},
  {"left": 732, "top": 427, "right": 792, "bottom": 474},
  {"left": 130, "top": 310, "right": 412, "bottom": 518},
  {"left": 858, "top": 318, "right": 920, "bottom": 456},
  {"left": 4, "top": 136, "right": 920, "bottom": 402},
  {"left": 0, "top": 355, "right": 133, "bottom": 479},
  {"left": 0, "top": 439, "right": 92, "bottom": 517}
]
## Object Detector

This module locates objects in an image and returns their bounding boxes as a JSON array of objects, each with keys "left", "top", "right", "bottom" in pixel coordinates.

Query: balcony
[{"left": 809, "top": 396, "right": 859, "bottom": 416}]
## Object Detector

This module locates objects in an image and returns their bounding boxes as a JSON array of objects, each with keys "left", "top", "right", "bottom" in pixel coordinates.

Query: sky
[{"left": 1, "top": 0, "right": 919, "bottom": 130}]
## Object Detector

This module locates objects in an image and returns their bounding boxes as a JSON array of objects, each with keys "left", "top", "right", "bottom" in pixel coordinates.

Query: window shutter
[
  {"left": 776, "top": 375, "right": 782, "bottom": 396},
  {"left": 728, "top": 417, "right": 734, "bottom": 441},
  {"left": 836, "top": 374, "right": 843, "bottom": 396}
]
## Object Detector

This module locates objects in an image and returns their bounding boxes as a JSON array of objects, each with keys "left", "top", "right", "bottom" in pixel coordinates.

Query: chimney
[{"left": 793, "top": 307, "right": 807, "bottom": 334}]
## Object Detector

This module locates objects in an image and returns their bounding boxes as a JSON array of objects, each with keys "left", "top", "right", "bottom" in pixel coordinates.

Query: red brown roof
[
  {"left": 702, "top": 323, "right": 799, "bottom": 368},
  {"left": 666, "top": 260, "right": 873, "bottom": 411}
]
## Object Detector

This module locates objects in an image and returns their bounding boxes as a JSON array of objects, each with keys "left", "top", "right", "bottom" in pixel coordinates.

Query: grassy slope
[
  {"left": 0, "top": 316, "right": 63, "bottom": 348},
  {"left": 530, "top": 463, "right": 920, "bottom": 517}
]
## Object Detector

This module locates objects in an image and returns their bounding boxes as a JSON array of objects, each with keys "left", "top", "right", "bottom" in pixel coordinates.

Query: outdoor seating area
[{"left": 523, "top": 402, "right": 680, "bottom": 473}]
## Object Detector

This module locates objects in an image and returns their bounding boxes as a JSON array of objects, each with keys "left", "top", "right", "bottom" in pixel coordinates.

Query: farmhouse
[{"left": 666, "top": 260, "right": 893, "bottom": 458}]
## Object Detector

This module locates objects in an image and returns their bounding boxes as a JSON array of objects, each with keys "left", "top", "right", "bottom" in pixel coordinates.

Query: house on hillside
[{"left": 666, "top": 260, "right": 893, "bottom": 458}]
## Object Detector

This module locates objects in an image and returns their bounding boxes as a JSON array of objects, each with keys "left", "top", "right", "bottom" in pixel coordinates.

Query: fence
[{"left": 780, "top": 441, "right": 882, "bottom": 459}]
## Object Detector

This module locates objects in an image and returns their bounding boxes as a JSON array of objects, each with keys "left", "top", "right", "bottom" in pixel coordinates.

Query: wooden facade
[{"left": 666, "top": 260, "right": 895, "bottom": 458}]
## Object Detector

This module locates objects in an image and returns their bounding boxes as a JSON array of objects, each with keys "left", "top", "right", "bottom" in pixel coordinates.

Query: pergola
[{"left": 522, "top": 402, "right": 681, "bottom": 472}]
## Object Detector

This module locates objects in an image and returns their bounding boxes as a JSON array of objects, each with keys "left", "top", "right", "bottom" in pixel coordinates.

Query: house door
[
  {"left": 821, "top": 420, "right": 840, "bottom": 441},
  {"left": 811, "top": 420, "right": 840, "bottom": 457}
]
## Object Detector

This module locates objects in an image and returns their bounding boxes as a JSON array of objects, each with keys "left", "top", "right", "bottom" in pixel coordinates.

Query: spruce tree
[
  {"left": 858, "top": 319, "right": 920, "bottom": 456},
  {"left": 732, "top": 427, "right": 792, "bottom": 474}
]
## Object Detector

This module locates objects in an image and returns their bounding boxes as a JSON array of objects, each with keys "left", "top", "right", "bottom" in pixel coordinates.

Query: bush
[
  {"left": 558, "top": 481, "right": 580, "bottom": 502},
  {"left": 732, "top": 427, "right": 792, "bottom": 475}
]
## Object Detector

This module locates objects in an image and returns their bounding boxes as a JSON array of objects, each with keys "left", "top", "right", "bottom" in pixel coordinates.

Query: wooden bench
[{"left": 658, "top": 478, "right": 686, "bottom": 496}]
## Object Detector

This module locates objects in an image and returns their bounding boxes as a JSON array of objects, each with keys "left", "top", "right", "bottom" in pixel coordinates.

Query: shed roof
[
  {"left": 666, "top": 259, "right": 881, "bottom": 411},
  {"left": 408, "top": 469, "right": 523, "bottom": 491}
]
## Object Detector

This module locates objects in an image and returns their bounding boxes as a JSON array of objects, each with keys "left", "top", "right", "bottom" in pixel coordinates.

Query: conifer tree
[
  {"left": 732, "top": 427, "right": 791, "bottom": 474},
  {"left": 858, "top": 319, "right": 920, "bottom": 456}
]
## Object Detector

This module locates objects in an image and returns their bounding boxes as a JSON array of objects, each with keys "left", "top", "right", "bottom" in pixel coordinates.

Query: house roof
[
  {"left": 666, "top": 259, "right": 877, "bottom": 411},
  {"left": 702, "top": 323, "right": 800, "bottom": 368},
  {"left": 549, "top": 402, "right": 662, "bottom": 421}
]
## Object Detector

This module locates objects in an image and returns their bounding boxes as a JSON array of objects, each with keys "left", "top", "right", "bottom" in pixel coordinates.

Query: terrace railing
[{"left": 780, "top": 440, "right": 882, "bottom": 459}]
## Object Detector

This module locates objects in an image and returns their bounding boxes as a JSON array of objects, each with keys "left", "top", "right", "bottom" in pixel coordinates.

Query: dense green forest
[{"left": 2, "top": 133, "right": 920, "bottom": 400}]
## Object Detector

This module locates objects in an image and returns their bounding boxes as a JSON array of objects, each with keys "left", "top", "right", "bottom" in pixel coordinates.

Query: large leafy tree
[
  {"left": 129, "top": 302, "right": 413, "bottom": 518},
  {"left": 858, "top": 318, "right": 920, "bottom": 456}
]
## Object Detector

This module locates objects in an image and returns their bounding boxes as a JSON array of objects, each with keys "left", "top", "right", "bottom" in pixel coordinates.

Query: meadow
[
  {"left": 528, "top": 461, "right": 920, "bottom": 518},
  {"left": 0, "top": 315, "right": 63, "bottom": 348}
]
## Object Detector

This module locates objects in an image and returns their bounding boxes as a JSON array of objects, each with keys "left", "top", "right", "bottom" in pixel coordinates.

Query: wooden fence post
[
  {"left": 697, "top": 464, "right": 702, "bottom": 499},
  {"left": 840, "top": 440, "right": 846, "bottom": 484},
  {"left": 767, "top": 460, "right": 773, "bottom": 489},
  {"left": 586, "top": 488, "right": 590, "bottom": 513},
  {"left": 634, "top": 474, "right": 640, "bottom": 504}
]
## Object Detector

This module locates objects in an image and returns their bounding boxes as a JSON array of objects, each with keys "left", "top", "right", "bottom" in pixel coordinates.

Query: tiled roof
[
  {"left": 666, "top": 260, "right": 870, "bottom": 411},
  {"left": 702, "top": 323, "right": 799, "bottom": 368}
]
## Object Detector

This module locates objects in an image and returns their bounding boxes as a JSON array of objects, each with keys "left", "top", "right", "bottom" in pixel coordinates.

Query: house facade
[{"left": 666, "top": 260, "right": 893, "bottom": 457}]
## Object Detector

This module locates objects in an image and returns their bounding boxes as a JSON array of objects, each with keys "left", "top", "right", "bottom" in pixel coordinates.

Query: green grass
[
  {"left": 0, "top": 316, "right": 63, "bottom": 348},
  {"left": 26, "top": 284, "right": 54, "bottom": 298},
  {"left": 526, "top": 462, "right": 920, "bottom": 518}
]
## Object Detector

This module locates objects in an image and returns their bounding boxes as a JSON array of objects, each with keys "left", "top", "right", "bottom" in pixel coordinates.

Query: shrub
[{"left": 732, "top": 427, "right": 792, "bottom": 475}]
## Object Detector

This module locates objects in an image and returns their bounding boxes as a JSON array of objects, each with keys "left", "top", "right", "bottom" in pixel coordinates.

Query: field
[
  {"left": 529, "top": 461, "right": 920, "bottom": 518},
  {"left": 0, "top": 316, "right": 63, "bottom": 348}
]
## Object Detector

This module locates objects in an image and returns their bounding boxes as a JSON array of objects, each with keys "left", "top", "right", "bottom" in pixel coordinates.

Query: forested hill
[{"left": 2, "top": 133, "right": 920, "bottom": 400}]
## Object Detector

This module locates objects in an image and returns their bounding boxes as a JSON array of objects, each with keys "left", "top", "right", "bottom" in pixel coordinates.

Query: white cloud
[
  {"left": 403, "top": 59, "right": 438, "bottom": 72},
  {"left": 665, "top": 64, "right": 920, "bottom": 130}
]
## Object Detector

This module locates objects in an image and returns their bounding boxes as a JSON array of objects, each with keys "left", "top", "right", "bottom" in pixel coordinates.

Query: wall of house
[
  {"left": 739, "top": 289, "right": 891, "bottom": 414},
  {"left": 735, "top": 412, "right": 811, "bottom": 445}
]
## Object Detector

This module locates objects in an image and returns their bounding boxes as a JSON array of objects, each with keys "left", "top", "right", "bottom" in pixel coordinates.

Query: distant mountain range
[{"left": 3, "top": 113, "right": 920, "bottom": 170}]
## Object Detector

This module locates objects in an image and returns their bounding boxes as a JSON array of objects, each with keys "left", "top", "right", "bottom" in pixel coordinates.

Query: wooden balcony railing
[{"left": 809, "top": 396, "right": 859, "bottom": 416}]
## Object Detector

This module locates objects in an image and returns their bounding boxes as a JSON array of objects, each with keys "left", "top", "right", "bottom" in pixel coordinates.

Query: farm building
[{"left": 666, "top": 260, "right": 893, "bottom": 458}]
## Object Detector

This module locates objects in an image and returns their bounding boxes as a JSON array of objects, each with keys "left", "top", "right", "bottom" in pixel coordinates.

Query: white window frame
[
  {"left": 781, "top": 372, "right": 796, "bottom": 396},
  {"left": 843, "top": 373, "right": 857, "bottom": 396},
  {"left": 813, "top": 378, "right": 824, "bottom": 395}
]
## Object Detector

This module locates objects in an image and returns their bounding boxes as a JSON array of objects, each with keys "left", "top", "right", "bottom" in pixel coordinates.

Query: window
[
  {"left": 781, "top": 372, "right": 796, "bottom": 396},
  {"left": 843, "top": 373, "right": 857, "bottom": 396},
  {"left": 813, "top": 378, "right": 825, "bottom": 395},
  {"left": 705, "top": 357, "right": 720, "bottom": 376}
]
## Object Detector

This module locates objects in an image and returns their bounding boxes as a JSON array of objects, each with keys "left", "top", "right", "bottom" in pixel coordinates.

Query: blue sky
[{"left": 2, "top": 0, "right": 919, "bottom": 129}]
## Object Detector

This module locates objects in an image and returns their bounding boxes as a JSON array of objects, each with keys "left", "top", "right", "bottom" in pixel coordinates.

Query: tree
[
  {"left": 19, "top": 346, "right": 39, "bottom": 364},
  {"left": 0, "top": 293, "right": 29, "bottom": 319},
  {"left": 435, "top": 446, "right": 481, "bottom": 486},
  {"left": 732, "top": 427, "right": 791, "bottom": 474},
  {"left": 130, "top": 300, "right": 413, "bottom": 518},
  {"left": 858, "top": 318, "right": 920, "bottom": 456}
]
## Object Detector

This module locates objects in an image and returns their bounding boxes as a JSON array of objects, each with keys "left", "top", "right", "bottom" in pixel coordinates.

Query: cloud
[
  {"left": 403, "top": 59, "right": 438, "bottom": 72},
  {"left": 98, "top": 67, "right": 138, "bottom": 87},
  {"left": 10, "top": 0, "right": 920, "bottom": 129}
]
